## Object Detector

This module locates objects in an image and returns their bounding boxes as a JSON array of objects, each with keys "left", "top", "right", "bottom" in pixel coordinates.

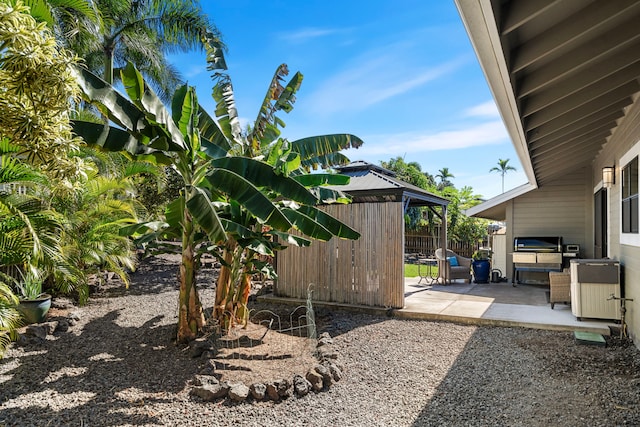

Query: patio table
[{"left": 417, "top": 257, "right": 438, "bottom": 284}]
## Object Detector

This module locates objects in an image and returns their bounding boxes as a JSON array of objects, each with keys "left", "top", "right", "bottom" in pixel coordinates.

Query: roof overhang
[
  {"left": 455, "top": 0, "right": 640, "bottom": 188},
  {"left": 465, "top": 182, "right": 536, "bottom": 220}
]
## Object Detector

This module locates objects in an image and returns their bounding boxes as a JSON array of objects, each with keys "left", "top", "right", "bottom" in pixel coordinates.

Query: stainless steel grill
[{"left": 512, "top": 237, "right": 563, "bottom": 284}]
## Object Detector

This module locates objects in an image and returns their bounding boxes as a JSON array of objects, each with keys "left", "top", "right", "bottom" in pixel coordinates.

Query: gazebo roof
[{"left": 331, "top": 161, "right": 449, "bottom": 207}]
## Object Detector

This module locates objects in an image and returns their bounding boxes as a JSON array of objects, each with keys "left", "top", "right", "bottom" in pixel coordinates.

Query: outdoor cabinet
[{"left": 570, "top": 259, "right": 621, "bottom": 321}]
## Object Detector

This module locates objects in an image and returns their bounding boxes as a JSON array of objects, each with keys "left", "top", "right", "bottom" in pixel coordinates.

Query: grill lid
[{"left": 514, "top": 237, "right": 562, "bottom": 253}]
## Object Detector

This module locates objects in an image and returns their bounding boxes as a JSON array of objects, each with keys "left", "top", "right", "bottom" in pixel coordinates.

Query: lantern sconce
[{"left": 602, "top": 166, "right": 615, "bottom": 188}]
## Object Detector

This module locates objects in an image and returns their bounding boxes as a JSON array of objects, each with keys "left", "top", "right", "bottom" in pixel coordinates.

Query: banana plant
[
  {"left": 71, "top": 56, "right": 362, "bottom": 340},
  {"left": 201, "top": 35, "right": 364, "bottom": 331}
]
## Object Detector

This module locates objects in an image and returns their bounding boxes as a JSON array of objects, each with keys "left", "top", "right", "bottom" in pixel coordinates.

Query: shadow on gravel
[
  {"left": 410, "top": 327, "right": 640, "bottom": 426},
  {"left": 93, "top": 255, "right": 218, "bottom": 297},
  {"left": 0, "top": 309, "right": 201, "bottom": 426},
  {"left": 247, "top": 299, "right": 388, "bottom": 339}
]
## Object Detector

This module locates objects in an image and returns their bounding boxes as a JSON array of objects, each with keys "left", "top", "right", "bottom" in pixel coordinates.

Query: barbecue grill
[{"left": 512, "top": 237, "right": 563, "bottom": 284}]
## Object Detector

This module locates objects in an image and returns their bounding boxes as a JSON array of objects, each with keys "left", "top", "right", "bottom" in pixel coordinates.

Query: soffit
[{"left": 458, "top": 0, "right": 640, "bottom": 187}]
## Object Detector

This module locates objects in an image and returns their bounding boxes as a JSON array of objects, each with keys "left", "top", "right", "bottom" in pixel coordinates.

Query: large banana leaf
[
  {"left": 291, "top": 134, "right": 364, "bottom": 170},
  {"left": 185, "top": 187, "right": 225, "bottom": 243},
  {"left": 72, "top": 64, "right": 185, "bottom": 152},
  {"left": 211, "top": 157, "right": 318, "bottom": 206},
  {"left": 294, "top": 204, "right": 361, "bottom": 240},
  {"left": 280, "top": 207, "right": 333, "bottom": 241},
  {"left": 292, "top": 173, "right": 350, "bottom": 187},
  {"left": 271, "top": 230, "right": 312, "bottom": 247},
  {"left": 120, "top": 63, "right": 187, "bottom": 151},
  {"left": 198, "top": 108, "right": 232, "bottom": 156},
  {"left": 71, "top": 121, "right": 172, "bottom": 163},
  {"left": 204, "top": 168, "right": 291, "bottom": 231}
]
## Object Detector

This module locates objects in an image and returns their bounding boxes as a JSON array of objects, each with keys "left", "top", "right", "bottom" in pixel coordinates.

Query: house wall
[
  {"left": 502, "top": 168, "right": 592, "bottom": 282},
  {"left": 593, "top": 96, "right": 640, "bottom": 347}
]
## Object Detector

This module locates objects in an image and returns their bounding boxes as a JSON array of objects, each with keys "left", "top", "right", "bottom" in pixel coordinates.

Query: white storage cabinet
[{"left": 570, "top": 259, "right": 620, "bottom": 321}]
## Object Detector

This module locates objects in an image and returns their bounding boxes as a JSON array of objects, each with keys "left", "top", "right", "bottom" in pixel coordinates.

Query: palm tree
[
  {"left": 436, "top": 167, "right": 455, "bottom": 190},
  {"left": 64, "top": 0, "right": 219, "bottom": 101},
  {"left": 490, "top": 158, "right": 517, "bottom": 193}
]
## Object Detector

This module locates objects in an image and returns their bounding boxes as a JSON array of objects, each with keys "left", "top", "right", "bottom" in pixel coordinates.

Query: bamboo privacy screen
[{"left": 275, "top": 202, "right": 404, "bottom": 308}]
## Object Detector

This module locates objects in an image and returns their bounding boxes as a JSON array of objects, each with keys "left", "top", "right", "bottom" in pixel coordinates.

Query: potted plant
[
  {"left": 14, "top": 269, "right": 51, "bottom": 324},
  {"left": 471, "top": 249, "right": 492, "bottom": 284}
]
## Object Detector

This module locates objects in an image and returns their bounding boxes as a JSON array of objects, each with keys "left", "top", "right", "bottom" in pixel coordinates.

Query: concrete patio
[{"left": 398, "top": 276, "right": 617, "bottom": 335}]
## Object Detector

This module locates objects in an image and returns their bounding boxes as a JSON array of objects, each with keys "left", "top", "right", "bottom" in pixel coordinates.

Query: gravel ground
[{"left": 1, "top": 255, "right": 640, "bottom": 426}]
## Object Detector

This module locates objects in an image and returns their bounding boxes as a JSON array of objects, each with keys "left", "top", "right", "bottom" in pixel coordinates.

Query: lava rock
[
  {"left": 250, "top": 383, "right": 267, "bottom": 401},
  {"left": 306, "top": 369, "right": 323, "bottom": 392},
  {"left": 293, "top": 374, "right": 312, "bottom": 397},
  {"left": 228, "top": 383, "right": 250, "bottom": 402}
]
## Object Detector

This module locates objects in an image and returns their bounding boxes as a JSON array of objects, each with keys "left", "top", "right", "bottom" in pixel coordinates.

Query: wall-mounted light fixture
[{"left": 602, "top": 166, "right": 615, "bottom": 188}]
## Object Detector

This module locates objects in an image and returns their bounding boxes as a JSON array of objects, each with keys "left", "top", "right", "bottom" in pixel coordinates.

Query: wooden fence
[
  {"left": 405, "top": 233, "right": 480, "bottom": 259},
  {"left": 275, "top": 202, "right": 405, "bottom": 309}
]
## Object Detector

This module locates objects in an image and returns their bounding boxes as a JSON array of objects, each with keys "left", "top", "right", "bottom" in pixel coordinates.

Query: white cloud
[
  {"left": 278, "top": 27, "right": 346, "bottom": 44},
  {"left": 305, "top": 55, "right": 466, "bottom": 115},
  {"left": 183, "top": 64, "right": 207, "bottom": 79},
  {"left": 464, "top": 101, "right": 500, "bottom": 118},
  {"left": 352, "top": 120, "right": 509, "bottom": 156}
]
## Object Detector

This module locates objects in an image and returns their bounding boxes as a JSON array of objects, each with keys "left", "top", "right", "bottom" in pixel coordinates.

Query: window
[{"left": 622, "top": 156, "right": 638, "bottom": 234}]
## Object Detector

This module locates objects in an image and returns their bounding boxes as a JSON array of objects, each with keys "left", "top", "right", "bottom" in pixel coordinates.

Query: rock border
[{"left": 189, "top": 331, "right": 343, "bottom": 403}]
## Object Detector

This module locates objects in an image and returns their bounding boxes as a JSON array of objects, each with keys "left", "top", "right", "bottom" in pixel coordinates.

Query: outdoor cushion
[{"left": 448, "top": 256, "right": 459, "bottom": 267}]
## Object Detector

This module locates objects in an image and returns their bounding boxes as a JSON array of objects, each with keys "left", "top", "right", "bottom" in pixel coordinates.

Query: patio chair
[
  {"left": 549, "top": 269, "right": 570, "bottom": 309},
  {"left": 435, "top": 249, "right": 472, "bottom": 284}
]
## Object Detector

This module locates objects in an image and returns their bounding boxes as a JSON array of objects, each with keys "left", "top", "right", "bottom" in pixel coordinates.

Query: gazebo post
[{"left": 441, "top": 205, "right": 448, "bottom": 283}]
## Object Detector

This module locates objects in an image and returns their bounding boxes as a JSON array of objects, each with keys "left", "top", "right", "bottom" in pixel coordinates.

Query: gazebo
[{"left": 275, "top": 161, "right": 449, "bottom": 309}]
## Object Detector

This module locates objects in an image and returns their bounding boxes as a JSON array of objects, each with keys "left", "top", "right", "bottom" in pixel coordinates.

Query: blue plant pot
[
  {"left": 472, "top": 260, "right": 491, "bottom": 284},
  {"left": 18, "top": 294, "right": 52, "bottom": 324}
]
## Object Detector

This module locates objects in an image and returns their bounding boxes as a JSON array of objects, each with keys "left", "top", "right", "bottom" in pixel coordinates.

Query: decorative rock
[
  {"left": 228, "top": 382, "right": 250, "bottom": 402},
  {"left": 190, "top": 382, "right": 229, "bottom": 401},
  {"left": 266, "top": 382, "right": 280, "bottom": 401},
  {"left": 314, "top": 364, "right": 333, "bottom": 387},
  {"left": 317, "top": 332, "right": 333, "bottom": 347},
  {"left": 293, "top": 374, "right": 311, "bottom": 397},
  {"left": 192, "top": 375, "right": 219, "bottom": 387},
  {"left": 51, "top": 298, "right": 74, "bottom": 310},
  {"left": 317, "top": 346, "right": 338, "bottom": 361},
  {"left": 305, "top": 369, "right": 323, "bottom": 392},
  {"left": 199, "top": 359, "right": 217, "bottom": 375},
  {"left": 275, "top": 378, "right": 292, "bottom": 399},
  {"left": 25, "top": 325, "right": 47, "bottom": 339},
  {"left": 189, "top": 338, "right": 214, "bottom": 358},
  {"left": 68, "top": 318, "right": 77, "bottom": 326},
  {"left": 40, "top": 321, "right": 58, "bottom": 335},
  {"left": 326, "top": 362, "right": 343, "bottom": 382},
  {"left": 55, "top": 319, "right": 69, "bottom": 333},
  {"left": 15, "top": 334, "right": 30, "bottom": 347},
  {"left": 200, "top": 350, "right": 217, "bottom": 359},
  {"left": 250, "top": 383, "right": 267, "bottom": 401},
  {"left": 68, "top": 311, "right": 81, "bottom": 321}
]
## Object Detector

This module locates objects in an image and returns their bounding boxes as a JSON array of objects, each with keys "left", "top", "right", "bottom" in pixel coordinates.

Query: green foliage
[
  {"left": 13, "top": 268, "right": 44, "bottom": 300},
  {"left": 381, "top": 156, "right": 435, "bottom": 189},
  {"left": 0, "top": 2, "right": 83, "bottom": 177},
  {"left": 0, "top": 281, "right": 21, "bottom": 358},
  {"left": 380, "top": 155, "right": 490, "bottom": 246},
  {"left": 63, "top": 0, "right": 219, "bottom": 101}
]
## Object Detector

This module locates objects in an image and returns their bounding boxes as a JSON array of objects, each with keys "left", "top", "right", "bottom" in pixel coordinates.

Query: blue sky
[{"left": 170, "top": 1, "right": 528, "bottom": 199}]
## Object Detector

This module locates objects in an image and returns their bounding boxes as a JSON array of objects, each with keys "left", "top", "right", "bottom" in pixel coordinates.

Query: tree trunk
[
  {"left": 213, "top": 240, "right": 255, "bottom": 333},
  {"left": 214, "top": 245, "right": 234, "bottom": 333},
  {"left": 176, "top": 209, "right": 205, "bottom": 344}
]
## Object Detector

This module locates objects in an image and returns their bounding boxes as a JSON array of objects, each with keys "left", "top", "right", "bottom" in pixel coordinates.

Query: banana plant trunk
[
  {"left": 177, "top": 209, "right": 205, "bottom": 343},
  {"left": 214, "top": 240, "right": 253, "bottom": 334}
]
